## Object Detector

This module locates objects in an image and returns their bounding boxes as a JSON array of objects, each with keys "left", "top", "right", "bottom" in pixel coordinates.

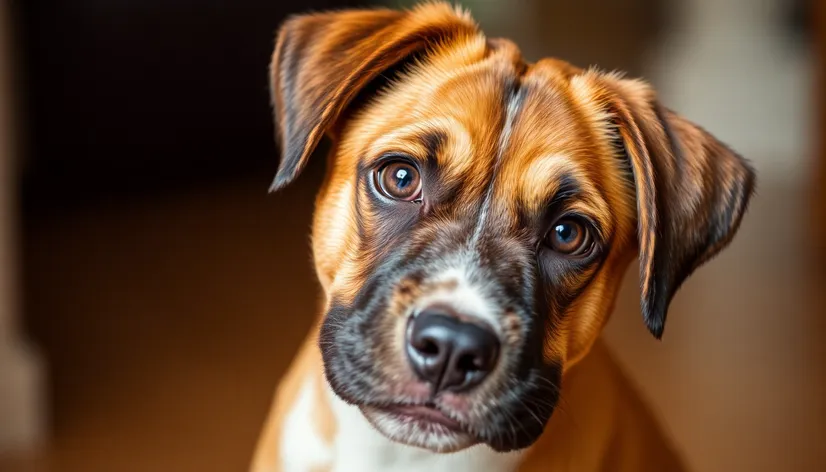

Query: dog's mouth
[
  {"left": 384, "top": 404, "right": 464, "bottom": 430},
  {"left": 361, "top": 402, "right": 479, "bottom": 452}
]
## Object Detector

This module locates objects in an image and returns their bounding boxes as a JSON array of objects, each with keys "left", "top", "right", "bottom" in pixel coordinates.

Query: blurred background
[{"left": 0, "top": 0, "right": 823, "bottom": 471}]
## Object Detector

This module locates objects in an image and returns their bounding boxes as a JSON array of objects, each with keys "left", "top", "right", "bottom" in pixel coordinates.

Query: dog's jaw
[
  {"left": 319, "top": 381, "right": 528, "bottom": 472},
  {"left": 362, "top": 405, "right": 479, "bottom": 453}
]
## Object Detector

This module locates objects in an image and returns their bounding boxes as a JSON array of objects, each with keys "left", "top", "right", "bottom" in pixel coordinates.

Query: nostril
[
  {"left": 456, "top": 353, "right": 482, "bottom": 373},
  {"left": 417, "top": 338, "right": 440, "bottom": 356},
  {"left": 412, "top": 338, "right": 440, "bottom": 356}
]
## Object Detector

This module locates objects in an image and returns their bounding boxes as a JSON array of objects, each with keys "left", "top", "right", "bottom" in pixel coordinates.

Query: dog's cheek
[
  {"left": 321, "top": 302, "right": 388, "bottom": 403},
  {"left": 531, "top": 252, "right": 605, "bottom": 368},
  {"left": 352, "top": 270, "right": 423, "bottom": 397},
  {"left": 382, "top": 276, "right": 420, "bottom": 359},
  {"left": 312, "top": 179, "right": 359, "bottom": 292},
  {"left": 474, "top": 360, "right": 562, "bottom": 452},
  {"left": 322, "top": 269, "right": 390, "bottom": 400},
  {"left": 556, "top": 249, "right": 635, "bottom": 368},
  {"left": 320, "top": 302, "right": 363, "bottom": 402}
]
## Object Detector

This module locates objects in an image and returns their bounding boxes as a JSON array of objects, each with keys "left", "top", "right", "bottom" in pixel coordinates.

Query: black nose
[{"left": 406, "top": 307, "right": 500, "bottom": 393}]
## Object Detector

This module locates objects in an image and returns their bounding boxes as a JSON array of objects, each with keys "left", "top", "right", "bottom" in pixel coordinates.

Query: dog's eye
[
  {"left": 377, "top": 160, "right": 422, "bottom": 202},
  {"left": 545, "top": 217, "right": 593, "bottom": 256}
]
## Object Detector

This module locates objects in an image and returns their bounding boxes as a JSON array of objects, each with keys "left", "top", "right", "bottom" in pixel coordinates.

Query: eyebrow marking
[
  {"left": 549, "top": 173, "right": 582, "bottom": 208},
  {"left": 366, "top": 118, "right": 470, "bottom": 164},
  {"left": 470, "top": 83, "right": 525, "bottom": 245},
  {"left": 520, "top": 154, "right": 575, "bottom": 212},
  {"left": 422, "top": 130, "right": 447, "bottom": 159}
]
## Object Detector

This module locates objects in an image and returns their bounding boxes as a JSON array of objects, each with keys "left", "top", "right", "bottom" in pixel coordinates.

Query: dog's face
[{"left": 269, "top": 4, "right": 754, "bottom": 454}]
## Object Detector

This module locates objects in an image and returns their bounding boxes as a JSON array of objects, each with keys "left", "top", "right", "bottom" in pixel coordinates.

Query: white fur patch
[
  {"left": 280, "top": 378, "right": 333, "bottom": 471},
  {"left": 471, "top": 87, "right": 524, "bottom": 245},
  {"left": 414, "top": 265, "right": 501, "bottom": 334}
]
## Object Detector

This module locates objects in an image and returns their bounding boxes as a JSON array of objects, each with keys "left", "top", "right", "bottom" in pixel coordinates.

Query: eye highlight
[
  {"left": 376, "top": 160, "right": 422, "bottom": 202},
  {"left": 544, "top": 217, "right": 593, "bottom": 256}
]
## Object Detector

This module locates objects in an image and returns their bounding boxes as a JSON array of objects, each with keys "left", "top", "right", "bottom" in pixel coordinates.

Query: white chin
[{"left": 362, "top": 407, "right": 478, "bottom": 453}]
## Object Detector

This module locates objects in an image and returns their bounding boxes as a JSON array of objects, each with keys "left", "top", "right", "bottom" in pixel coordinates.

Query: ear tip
[
  {"left": 267, "top": 181, "right": 283, "bottom": 193},
  {"left": 646, "top": 321, "right": 665, "bottom": 340},
  {"left": 642, "top": 299, "right": 667, "bottom": 340},
  {"left": 268, "top": 169, "right": 296, "bottom": 192},
  {"left": 269, "top": 147, "right": 306, "bottom": 192}
]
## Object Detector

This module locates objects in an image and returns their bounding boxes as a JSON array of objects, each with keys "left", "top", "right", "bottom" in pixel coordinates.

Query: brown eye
[
  {"left": 377, "top": 160, "right": 422, "bottom": 201},
  {"left": 545, "top": 218, "right": 592, "bottom": 255}
]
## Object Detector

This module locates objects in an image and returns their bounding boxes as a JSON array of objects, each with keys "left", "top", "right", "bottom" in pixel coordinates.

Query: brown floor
[{"left": 1, "top": 171, "right": 824, "bottom": 472}]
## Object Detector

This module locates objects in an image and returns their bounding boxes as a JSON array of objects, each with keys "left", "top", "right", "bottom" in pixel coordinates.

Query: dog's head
[{"left": 269, "top": 3, "right": 754, "bottom": 453}]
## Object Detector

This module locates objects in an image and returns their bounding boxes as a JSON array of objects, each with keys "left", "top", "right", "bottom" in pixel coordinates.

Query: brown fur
[{"left": 252, "top": 3, "right": 754, "bottom": 471}]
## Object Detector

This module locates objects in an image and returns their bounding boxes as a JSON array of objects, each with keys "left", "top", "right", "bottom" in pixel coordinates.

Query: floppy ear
[
  {"left": 601, "top": 75, "right": 756, "bottom": 339},
  {"left": 268, "top": 4, "right": 478, "bottom": 191}
]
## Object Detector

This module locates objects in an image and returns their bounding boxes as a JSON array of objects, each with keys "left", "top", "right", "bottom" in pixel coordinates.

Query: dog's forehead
[
  {"left": 356, "top": 57, "right": 591, "bottom": 152},
  {"left": 341, "top": 44, "right": 620, "bottom": 231},
  {"left": 495, "top": 61, "right": 615, "bottom": 217}
]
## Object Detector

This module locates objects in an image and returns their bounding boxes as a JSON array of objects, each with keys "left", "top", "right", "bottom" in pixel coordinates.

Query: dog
[{"left": 251, "top": 3, "right": 755, "bottom": 471}]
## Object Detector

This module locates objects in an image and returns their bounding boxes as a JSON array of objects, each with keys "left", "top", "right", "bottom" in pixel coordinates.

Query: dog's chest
[{"left": 280, "top": 376, "right": 524, "bottom": 472}]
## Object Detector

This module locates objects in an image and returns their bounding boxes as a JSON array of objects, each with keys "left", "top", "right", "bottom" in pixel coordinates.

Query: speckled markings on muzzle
[{"left": 319, "top": 214, "right": 564, "bottom": 452}]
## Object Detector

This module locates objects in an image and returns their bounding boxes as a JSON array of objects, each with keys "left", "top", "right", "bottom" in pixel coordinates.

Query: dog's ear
[
  {"left": 601, "top": 74, "right": 756, "bottom": 339},
  {"left": 268, "top": 4, "right": 477, "bottom": 191}
]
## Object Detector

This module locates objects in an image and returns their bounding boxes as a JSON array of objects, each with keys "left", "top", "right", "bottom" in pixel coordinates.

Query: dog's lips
[
  {"left": 361, "top": 402, "right": 481, "bottom": 452},
  {"left": 380, "top": 404, "right": 464, "bottom": 431}
]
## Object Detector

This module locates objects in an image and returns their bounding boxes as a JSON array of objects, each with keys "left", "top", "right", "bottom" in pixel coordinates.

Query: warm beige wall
[{"left": 647, "top": 0, "right": 811, "bottom": 183}]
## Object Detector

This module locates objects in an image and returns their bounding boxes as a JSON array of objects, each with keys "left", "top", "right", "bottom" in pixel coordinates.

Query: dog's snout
[{"left": 406, "top": 307, "right": 500, "bottom": 393}]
